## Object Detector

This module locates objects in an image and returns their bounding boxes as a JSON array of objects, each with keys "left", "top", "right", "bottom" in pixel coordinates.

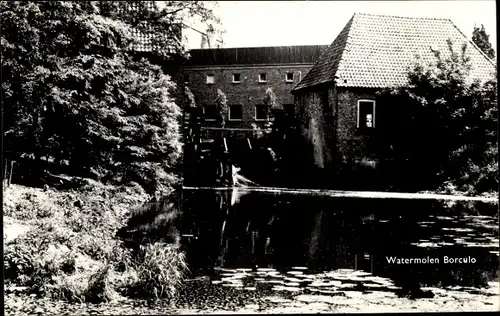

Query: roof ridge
[
  {"left": 447, "top": 20, "right": 497, "bottom": 67},
  {"left": 293, "top": 11, "right": 495, "bottom": 91},
  {"left": 292, "top": 44, "right": 331, "bottom": 90},
  {"left": 189, "top": 44, "right": 330, "bottom": 51},
  {"left": 333, "top": 14, "right": 358, "bottom": 82},
  {"left": 353, "top": 12, "right": 452, "bottom": 21},
  {"left": 292, "top": 14, "right": 356, "bottom": 91}
]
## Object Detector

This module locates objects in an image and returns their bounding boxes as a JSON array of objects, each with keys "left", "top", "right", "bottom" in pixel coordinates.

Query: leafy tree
[
  {"left": 378, "top": 39, "right": 497, "bottom": 194},
  {"left": 264, "top": 87, "right": 283, "bottom": 113},
  {"left": 472, "top": 24, "right": 496, "bottom": 60},
  {"left": 264, "top": 88, "right": 289, "bottom": 136},
  {"left": 214, "top": 88, "right": 228, "bottom": 128},
  {"left": 1, "top": 1, "right": 221, "bottom": 193},
  {"left": 184, "top": 87, "right": 197, "bottom": 109}
]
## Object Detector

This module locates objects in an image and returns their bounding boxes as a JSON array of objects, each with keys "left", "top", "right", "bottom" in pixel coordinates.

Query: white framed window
[
  {"left": 229, "top": 104, "right": 243, "bottom": 121},
  {"left": 206, "top": 74, "right": 214, "bottom": 84},
  {"left": 232, "top": 73, "right": 241, "bottom": 83},
  {"left": 285, "top": 72, "right": 294, "bottom": 82},
  {"left": 357, "top": 99, "right": 376, "bottom": 128},
  {"left": 259, "top": 73, "right": 267, "bottom": 83},
  {"left": 254, "top": 104, "right": 268, "bottom": 121}
]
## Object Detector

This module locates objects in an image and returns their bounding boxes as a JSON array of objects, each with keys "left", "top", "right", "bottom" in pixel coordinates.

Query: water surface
[{"left": 120, "top": 189, "right": 499, "bottom": 310}]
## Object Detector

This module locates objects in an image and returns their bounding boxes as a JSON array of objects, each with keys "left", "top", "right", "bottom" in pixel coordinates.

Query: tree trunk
[{"left": 7, "top": 160, "right": 15, "bottom": 186}]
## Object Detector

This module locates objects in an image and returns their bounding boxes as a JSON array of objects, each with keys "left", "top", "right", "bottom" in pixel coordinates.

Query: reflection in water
[{"left": 120, "top": 189, "right": 499, "bottom": 300}]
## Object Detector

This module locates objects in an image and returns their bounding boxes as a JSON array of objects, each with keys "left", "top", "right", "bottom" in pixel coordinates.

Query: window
[
  {"left": 183, "top": 74, "right": 189, "bottom": 84},
  {"left": 229, "top": 104, "right": 243, "bottom": 121},
  {"left": 285, "top": 72, "right": 294, "bottom": 82},
  {"left": 206, "top": 74, "right": 214, "bottom": 84},
  {"left": 232, "top": 73, "right": 241, "bottom": 83},
  {"left": 283, "top": 104, "right": 295, "bottom": 117},
  {"left": 255, "top": 104, "right": 268, "bottom": 121},
  {"left": 259, "top": 73, "right": 267, "bottom": 83},
  {"left": 204, "top": 105, "right": 217, "bottom": 121},
  {"left": 357, "top": 100, "right": 376, "bottom": 129}
]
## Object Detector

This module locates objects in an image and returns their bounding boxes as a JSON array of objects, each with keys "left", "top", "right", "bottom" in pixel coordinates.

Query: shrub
[
  {"left": 45, "top": 265, "right": 116, "bottom": 303},
  {"left": 4, "top": 242, "right": 36, "bottom": 283},
  {"left": 85, "top": 265, "right": 117, "bottom": 303},
  {"left": 4, "top": 224, "right": 73, "bottom": 284},
  {"left": 127, "top": 242, "right": 188, "bottom": 301},
  {"left": 31, "top": 245, "right": 76, "bottom": 293},
  {"left": 47, "top": 273, "right": 88, "bottom": 303},
  {"left": 30, "top": 254, "right": 117, "bottom": 303}
]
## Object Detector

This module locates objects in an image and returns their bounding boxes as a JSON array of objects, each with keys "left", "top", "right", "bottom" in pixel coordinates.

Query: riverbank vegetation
[
  {"left": 2, "top": 0, "right": 221, "bottom": 305},
  {"left": 377, "top": 39, "right": 497, "bottom": 196},
  {"left": 3, "top": 182, "right": 187, "bottom": 303}
]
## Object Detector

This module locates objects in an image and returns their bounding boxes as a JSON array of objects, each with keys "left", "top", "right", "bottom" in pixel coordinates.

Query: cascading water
[{"left": 232, "top": 165, "right": 258, "bottom": 187}]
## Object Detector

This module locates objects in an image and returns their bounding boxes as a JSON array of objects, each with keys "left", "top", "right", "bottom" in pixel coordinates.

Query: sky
[{"left": 183, "top": 0, "right": 496, "bottom": 51}]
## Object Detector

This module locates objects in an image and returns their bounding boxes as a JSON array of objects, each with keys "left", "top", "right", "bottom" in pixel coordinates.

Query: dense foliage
[
  {"left": 4, "top": 182, "right": 187, "bottom": 303},
  {"left": 472, "top": 24, "right": 496, "bottom": 60},
  {"left": 214, "top": 88, "right": 228, "bottom": 128},
  {"left": 1, "top": 1, "right": 220, "bottom": 194},
  {"left": 377, "top": 39, "right": 497, "bottom": 194}
]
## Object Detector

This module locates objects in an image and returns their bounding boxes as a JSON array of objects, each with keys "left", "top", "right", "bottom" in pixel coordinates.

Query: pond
[{"left": 120, "top": 188, "right": 499, "bottom": 312}]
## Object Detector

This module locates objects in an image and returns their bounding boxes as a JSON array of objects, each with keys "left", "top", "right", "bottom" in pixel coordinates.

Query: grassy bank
[{"left": 3, "top": 180, "right": 187, "bottom": 304}]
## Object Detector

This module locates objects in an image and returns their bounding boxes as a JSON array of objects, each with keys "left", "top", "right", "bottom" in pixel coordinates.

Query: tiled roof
[
  {"left": 184, "top": 45, "right": 329, "bottom": 66},
  {"left": 111, "top": 1, "right": 181, "bottom": 53},
  {"left": 293, "top": 13, "right": 496, "bottom": 91}
]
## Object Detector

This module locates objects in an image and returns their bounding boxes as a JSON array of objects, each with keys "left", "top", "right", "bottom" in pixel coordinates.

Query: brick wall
[
  {"left": 180, "top": 64, "right": 314, "bottom": 128},
  {"left": 295, "top": 86, "right": 384, "bottom": 177},
  {"left": 335, "top": 87, "right": 380, "bottom": 163},
  {"left": 295, "top": 87, "right": 337, "bottom": 169}
]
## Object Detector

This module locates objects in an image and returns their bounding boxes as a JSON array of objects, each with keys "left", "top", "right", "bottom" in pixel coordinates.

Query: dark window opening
[
  {"left": 255, "top": 104, "right": 268, "bottom": 120},
  {"left": 259, "top": 73, "right": 267, "bottom": 82},
  {"left": 283, "top": 104, "right": 295, "bottom": 117},
  {"left": 204, "top": 105, "right": 217, "bottom": 120},
  {"left": 233, "top": 73, "right": 241, "bottom": 83},
  {"left": 229, "top": 105, "right": 243, "bottom": 120},
  {"left": 286, "top": 72, "right": 294, "bottom": 82},
  {"left": 358, "top": 100, "right": 375, "bottom": 129},
  {"left": 183, "top": 74, "right": 189, "bottom": 84}
]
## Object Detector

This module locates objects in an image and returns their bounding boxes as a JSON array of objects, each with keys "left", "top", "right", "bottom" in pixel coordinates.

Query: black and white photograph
[{"left": 2, "top": 0, "right": 498, "bottom": 314}]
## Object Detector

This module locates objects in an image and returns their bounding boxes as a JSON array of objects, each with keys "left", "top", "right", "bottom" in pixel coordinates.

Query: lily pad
[
  {"left": 336, "top": 269, "right": 356, "bottom": 274},
  {"left": 352, "top": 271, "right": 372, "bottom": 277},
  {"left": 274, "top": 286, "right": 301, "bottom": 292},
  {"left": 287, "top": 271, "right": 304, "bottom": 275},
  {"left": 257, "top": 268, "right": 276, "bottom": 272},
  {"left": 284, "top": 282, "right": 300, "bottom": 287}
]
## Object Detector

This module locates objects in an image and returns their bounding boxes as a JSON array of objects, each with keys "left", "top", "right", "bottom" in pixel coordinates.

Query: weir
[
  {"left": 182, "top": 186, "right": 498, "bottom": 202},
  {"left": 183, "top": 106, "right": 262, "bottom": 187}
]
